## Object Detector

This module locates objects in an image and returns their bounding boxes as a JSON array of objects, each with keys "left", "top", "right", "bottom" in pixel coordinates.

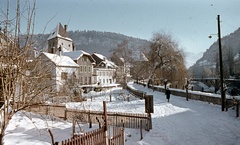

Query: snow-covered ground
[{"left": 3, "top": 82, "right": 240, "bottom": 145}]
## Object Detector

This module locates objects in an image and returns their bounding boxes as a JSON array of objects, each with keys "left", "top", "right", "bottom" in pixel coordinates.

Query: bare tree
[
  {"left": 146, "top": 32, "right": 187, "bottom": 88},
  {"left": 110, "top": 40, "right": 133, "bottom": 85},
  {"left": 0, "top": 1, "right": 56, "bottom": 143}
]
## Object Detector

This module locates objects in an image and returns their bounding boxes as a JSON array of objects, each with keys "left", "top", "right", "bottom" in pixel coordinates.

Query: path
[{"left": 129, "top": 83, "right": 240, "bottom": 145}]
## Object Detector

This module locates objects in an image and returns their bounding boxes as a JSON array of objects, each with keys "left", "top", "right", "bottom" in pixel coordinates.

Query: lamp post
[{"left": 209, "top": 15, "right": 225, "bottom": 111}]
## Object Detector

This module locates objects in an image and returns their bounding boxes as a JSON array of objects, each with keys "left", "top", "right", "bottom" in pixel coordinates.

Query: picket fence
[
  {"left": 27, "top": 104, "right": 151, "bottom": 131},
  {"left": 58, "top": 126, "right": 124, "bottom": 145}
]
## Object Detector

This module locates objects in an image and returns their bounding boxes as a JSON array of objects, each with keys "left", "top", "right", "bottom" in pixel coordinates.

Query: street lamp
[{"left": 209, "top": 15, "right": 225, "bottom": 111}]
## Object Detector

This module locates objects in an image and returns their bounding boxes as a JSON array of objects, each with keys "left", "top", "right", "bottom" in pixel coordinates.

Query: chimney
[
  {"left": 64, "top": 25, "right": 67, "bottom": 31},
  {"left": 58, "top": 45, "right": 62, "bottom": 56}
]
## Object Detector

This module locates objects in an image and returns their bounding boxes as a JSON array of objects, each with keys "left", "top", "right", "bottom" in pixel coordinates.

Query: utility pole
[{"left": 217, "top": 15, "right": 225, "bottom": 111}]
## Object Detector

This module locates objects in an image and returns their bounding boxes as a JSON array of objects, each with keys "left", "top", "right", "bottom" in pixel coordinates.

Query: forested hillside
[
  {"left": 24, "top": 30, "right": 151, "bottom": 58},
  {"left": 189, "top": 27, "right": 240, "bottom": 78}
]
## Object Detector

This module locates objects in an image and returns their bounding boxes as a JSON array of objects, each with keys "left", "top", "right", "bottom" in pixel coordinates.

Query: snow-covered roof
[
  {"left": 93, "top": 52, "right": 117, "bottom": 68},
  {"left": 94, "top": 52, "right": 107, "bottom": 61},
  {"left": 47, "top": 23, "right": 72, "bottom": 41},
  {"left": 63, "top": 50, "right": 91, "bottom": 60},
  {"left": 101, "top": 60, "right": 118, "bottom": 68},
  {"left": 42, "top": 52, "right": 78, "bottom": 67}
]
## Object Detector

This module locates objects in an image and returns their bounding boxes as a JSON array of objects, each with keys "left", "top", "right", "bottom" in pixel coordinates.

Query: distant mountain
[
  {"left": 22, "top": 30, "right": 198, "bottom": 67},
  {"left": 189, "top": 27, "right": 240, "bottom": 77},
  {"left": 25, "top": 30, "right": 151, "bottom": 58},
  {"left": 68, "top": 30, "right": 150, "bottom": 57},
  {"left": 185, "top": 52, "right": 204, "bottom": 68}
]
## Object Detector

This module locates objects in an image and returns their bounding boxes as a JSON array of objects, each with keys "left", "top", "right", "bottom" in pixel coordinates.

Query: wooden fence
[
  {"left": 59, "top": 127, "right": 124, "bottom": 145},
  {"left": 66, "top": 109, "right": 151, "bottom": 131},
  {"left": 109, "top": 127, "right": 125, "bottom": 145},
  {"left": 126, "top": 85, "right": 146, "bottom": 99},
  {"left": 61, "top": 127, "right": 106, "bottom": 145},
  {"left": 27, "top": 105, "right": 152, "bottom": 130}
]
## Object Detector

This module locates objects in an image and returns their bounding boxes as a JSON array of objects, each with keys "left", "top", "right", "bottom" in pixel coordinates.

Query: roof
[
  {"left": 47, "top": 23, "right": 72, "bottom": 41},
  {"left": 101, "top": 60, "right": 117, "bottom": 68},
  {"left": 42, "top": 52, "right": 78, "bottom": 67},
  {"left": 93, "top": 52, "right": 117, "bottom": 68},
  {"left": 93, "top": 52, "right": 107, "bottom": 61},
  {"left": 63, "top": 50, "right": 90, "bottom": 60},
  {"left": 63, "top": 50, "right": 95, "bottom": 63}
]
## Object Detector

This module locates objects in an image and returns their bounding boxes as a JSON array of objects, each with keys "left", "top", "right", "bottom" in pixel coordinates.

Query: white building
[
  {"left": 37, "top": 52, "right": 79, "bottom": 92},
  {"left": 91, "top": 53, "right": 117, "bottom": 85}
]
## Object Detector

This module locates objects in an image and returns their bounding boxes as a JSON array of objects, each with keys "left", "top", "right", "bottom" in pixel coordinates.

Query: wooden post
[
  {"left": 72, "top": 118, "right": 75, "bottom": 136},
  {"left": 103, "top": 101, "right": 108, "bottom": 145},
  {"left": 88, "top": 111, "right": 92, "bottom": 128},
  {"left": 140, "top": 120, "right": 143, "bottom": 140},
  {"left": 236, "top": 102, "right": 239, "bottom": 117},
  {"left": 64, "top": 109, "right": 67, "bottom": 120},
  {"left": 148, "top": 113, "right": 152, "bottom": 130}
]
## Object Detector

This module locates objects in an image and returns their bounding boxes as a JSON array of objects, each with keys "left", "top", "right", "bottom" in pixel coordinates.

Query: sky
[
  {"left": 0, "top": 0, "right": 240, "bottom": 54},
  {"left": 3, "top": 83, "right": 240, "bottom": 145}
]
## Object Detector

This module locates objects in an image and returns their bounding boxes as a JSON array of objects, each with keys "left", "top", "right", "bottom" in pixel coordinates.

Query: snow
[
  {"left": 94, "top": 52, "right": 117, "bottom": 68},
  {"left": 63, "top": 50, "right": 91, "bottom": 60},
  {"left": 3, "top": 82, "right": 240, "bottom": 145},
  {"left": 234, "top": 53, "right": 239, "bottom": 61},
  {"left": 43, "top": 52, "right": 79, "bottom": 67}
]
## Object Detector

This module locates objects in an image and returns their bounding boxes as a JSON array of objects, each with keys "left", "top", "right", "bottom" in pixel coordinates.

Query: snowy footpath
[{"left": 3, "top": 82, "right": 240, "bottom": 145}]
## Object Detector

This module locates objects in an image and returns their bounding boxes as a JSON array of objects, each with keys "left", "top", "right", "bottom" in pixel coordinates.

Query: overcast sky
[{"left": 1, "top": 0, "right": 240, "bottom": 54}]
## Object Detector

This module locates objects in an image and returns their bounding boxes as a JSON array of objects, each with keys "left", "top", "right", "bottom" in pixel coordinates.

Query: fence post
[
  {"left": 103, "top": 101, "right": 108, "bottom": 145},
  {"left": 88, "top": 111, "right": 92, "bottom": 128},
  {"left": 237, "top": 102, "right": 239, "bottom": 117},
  {"left": 72, "top": 118, "right": 75, "bottom": 136},
  {"left": 64, "top": 109, "right": 67, "bottom": 120},
  {"left": 115, "top": 113, "right": 118, "bottom": 127},
  {"left": 140, "top": 120, "right": 143, "bottom": 140},
  {"left": 148, "top": 113, "right": 152, "bottom": 130}
]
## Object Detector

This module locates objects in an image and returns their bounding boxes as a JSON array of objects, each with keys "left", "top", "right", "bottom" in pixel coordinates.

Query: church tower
[{"left": 47, "top": 23, "right": 75, "bottom": 55}]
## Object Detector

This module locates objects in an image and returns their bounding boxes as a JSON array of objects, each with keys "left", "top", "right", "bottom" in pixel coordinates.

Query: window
[
  {"left": 80, "top": 77, "right": 83, "bottom": 84},
  {"left": 84, "top": 66, "right": 87, "bottom": 72},
  {"left": 80, "top": 66, "right": 83, "bottom": 72},
  {"left": 61, "top": 72, "right": 68, "bottom": 80},
  {"left": 88, "top": 66, "right": 91, "bottom": 72},
  {"left": 84, "top": 77, "right": 87, "bottom": 84},
  {"left": 88, "top": 77, "right": 91, "bottom": 84}
]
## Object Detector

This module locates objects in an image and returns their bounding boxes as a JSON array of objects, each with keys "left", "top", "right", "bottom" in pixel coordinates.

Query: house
[
  {"left": 47, "top": 23, "right": 75, "bottom": 55},
  {"left": 91, "top": 53, "right": 117, "bottom": 85},
  {"left": 37, "top": 52, "right": 79, "bottom": 93},
  {"left": 110, "top": 53, "right": 126, "bottom": 84},
  {"left": 63, "top": 50, "right": 96, "bottom": 85}
]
